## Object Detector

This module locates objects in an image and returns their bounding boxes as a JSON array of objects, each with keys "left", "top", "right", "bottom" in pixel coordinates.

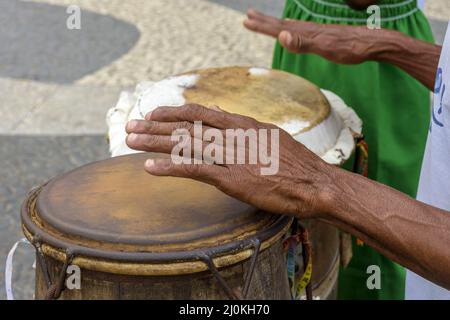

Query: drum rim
[
  {"left": 34, "top": 152, "right": 274, "bottom": 247},
  {"left": 22, "top": 186, "right": 293, "bottom": 275}
]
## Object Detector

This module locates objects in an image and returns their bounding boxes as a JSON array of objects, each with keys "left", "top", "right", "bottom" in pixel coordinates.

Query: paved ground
[
  {"left": 0, "top": 1, "right": 140, "bottom": 83},
  {"left": 1, "top": 0, "right": 449, "bottom": 300},
  {"left": 1, "top": 0, "right": 281, "bottom": 300},
  {"left": 1, "top": 136, "right": 109, "bottom": 299}
]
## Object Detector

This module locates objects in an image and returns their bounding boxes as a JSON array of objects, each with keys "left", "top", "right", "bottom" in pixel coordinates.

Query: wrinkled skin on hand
[
  {"left": 125, "top": 108, "right": 450, "bottom": 291},
  {"left": 345, "top": 0, "right": 379, "bottom": 11},
  {"left": 243, "top": 9, "right": 381, "bottom": 64},
  {"left": 244, "top": 8, "right": 441, "bottom": 91},
  {"left": 125, "top": 104, "right": 337, "bottom": 218}
]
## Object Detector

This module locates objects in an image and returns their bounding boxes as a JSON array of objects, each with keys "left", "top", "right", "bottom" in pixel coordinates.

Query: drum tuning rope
[
  {"left": 199, "top": 254, "right": 239, "bottom": 300},
  {"left": 199, "top": 239, "right": 262, "bottom": 301},
  {"left": 31, "top": 237, "right": 52, "bottom": 289},
  {"left": 31, "top": 235, "right": 75, "bottom": 300},
  {"left": 242, "top": 239, "right": 261, "bottom": 298},
  {"left": 43, "top": 251, "right": 74, "bottom": 300}
]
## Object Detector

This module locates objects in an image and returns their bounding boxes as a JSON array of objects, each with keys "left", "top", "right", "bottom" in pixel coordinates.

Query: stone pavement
[
  {"left": 0, "top": 0, "right": 282, "bottom": 300},
  {"left": 1, "top": 136, "right": 109, "bottom": 299},
  {"left": 1, "top": 0, "right": 449, "bottom": 300}
]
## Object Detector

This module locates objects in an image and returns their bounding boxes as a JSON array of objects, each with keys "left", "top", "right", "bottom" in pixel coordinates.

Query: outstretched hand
[
  {"left": 125, "top": 104, "right": 337, "bottom": 218},
  {"left": 244, "top": 8, "right": 381, "bottom": 65}
]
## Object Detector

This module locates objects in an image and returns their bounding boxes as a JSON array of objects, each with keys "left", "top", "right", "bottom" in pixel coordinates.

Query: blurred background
[{"left": 0, "top": 0, "right": 449, "bottom": 300}]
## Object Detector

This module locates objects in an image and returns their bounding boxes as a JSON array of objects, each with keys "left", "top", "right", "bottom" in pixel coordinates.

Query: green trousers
[{"left": 273, "top": 0, "right": 434, "bottom": 299}]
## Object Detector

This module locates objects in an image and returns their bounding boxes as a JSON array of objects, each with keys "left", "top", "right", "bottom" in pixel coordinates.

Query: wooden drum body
[
  {"left": 22, "top": 154, "right": 292, "bottom": 300},
  {"left": 34, "top": 238, "right": 289, "bottom": 300}
]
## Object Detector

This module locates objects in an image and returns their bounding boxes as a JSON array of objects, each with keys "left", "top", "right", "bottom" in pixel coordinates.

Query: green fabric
[{"left": 272, "top": 0, "right": 435, "bottom": 300}]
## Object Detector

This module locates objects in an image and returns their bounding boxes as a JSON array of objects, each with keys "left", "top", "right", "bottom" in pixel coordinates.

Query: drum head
[
  {"left": 125, "top": 66, "right": 361, "bottom": 164},
  {"left": 182, "top": 67, "right": 330, "bottom": 136},
  {"left": 22, "top": 153, "right": 291, "bottom": 275}
]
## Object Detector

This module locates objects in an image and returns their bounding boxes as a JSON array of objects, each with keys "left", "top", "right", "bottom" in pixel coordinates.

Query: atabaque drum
[
  {"left": 105, "top": 66, "right": 362, "bottom": 300},
  {"left": 21, "top": 66, "right": 361, "bottom": 300},
  {"left": 22, "top": 153, "right": 293, "bottom": 299}
]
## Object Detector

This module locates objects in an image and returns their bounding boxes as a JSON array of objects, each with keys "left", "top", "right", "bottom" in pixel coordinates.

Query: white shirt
[{"left": 405, "top": 22, "right": 450, "bottom": 300}]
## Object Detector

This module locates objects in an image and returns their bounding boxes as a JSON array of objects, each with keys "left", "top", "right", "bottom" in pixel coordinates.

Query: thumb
[{"left": 278, "top": 30, "right": 310, "bottom": 53}]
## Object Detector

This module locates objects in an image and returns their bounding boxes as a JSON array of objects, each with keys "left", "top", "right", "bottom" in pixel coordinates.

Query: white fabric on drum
[
  {"left": 5, "top": 238, "right": 32, "bottom": 300},
  {"left": 106, "top": 69, "right": 362, "bottom": 165}
]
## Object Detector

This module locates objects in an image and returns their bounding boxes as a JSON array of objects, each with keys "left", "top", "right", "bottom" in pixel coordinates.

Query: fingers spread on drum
[
  {"left": 144, "top": 158, "right": 227, "bottom": 185},
  {"left": 146, "top": 104, "right": 259, "bottom": 130},
  {"left": 126, "top": 133, "right": 179, "bottom": 153},
  {"left": 126, "top": 119, "right": 215, "bottom": 136},
  {"left": 126, "top": 132, "right": 225, "bottom": 160}
]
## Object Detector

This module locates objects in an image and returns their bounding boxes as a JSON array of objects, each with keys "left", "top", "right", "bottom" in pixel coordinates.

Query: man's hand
[
  {"left": 244, "top": 9, "right": 441, "bottom": 90},
  {"left": 244, "top": 9, "right": 379, "bottom": 64},
  {"left": 125, "top": 104, "right": 450, "bottom": 289},
  {"left": 125, "top": 104, "right": 337, "bottom": 218}
]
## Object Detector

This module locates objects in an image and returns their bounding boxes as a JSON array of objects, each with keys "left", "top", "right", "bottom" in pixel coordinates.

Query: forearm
[
  {"left": 244, "top": 9, "right": 441, "bottom": 90},
  {"left": 316, "top": 166, "right": 450, "bottom": 289},
  {"left": 370, "top": 29, "right": 441, "bottom": 91}
]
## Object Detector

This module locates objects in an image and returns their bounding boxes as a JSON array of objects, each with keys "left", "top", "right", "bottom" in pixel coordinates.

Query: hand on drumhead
[
  {"left": 244, "top": 8, "right": 381, "bottom": 65},
  {"left": 125, "top": 104, "right": 338, "bottom": 218}
]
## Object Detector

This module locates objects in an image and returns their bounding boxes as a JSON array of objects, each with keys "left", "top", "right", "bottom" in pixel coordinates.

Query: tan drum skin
[
  {"left": 114, "top": 66, "right": 361, "bottom": 165},
  {"left": 182, "top": 66, "right": 330, "bottom": 135}
]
